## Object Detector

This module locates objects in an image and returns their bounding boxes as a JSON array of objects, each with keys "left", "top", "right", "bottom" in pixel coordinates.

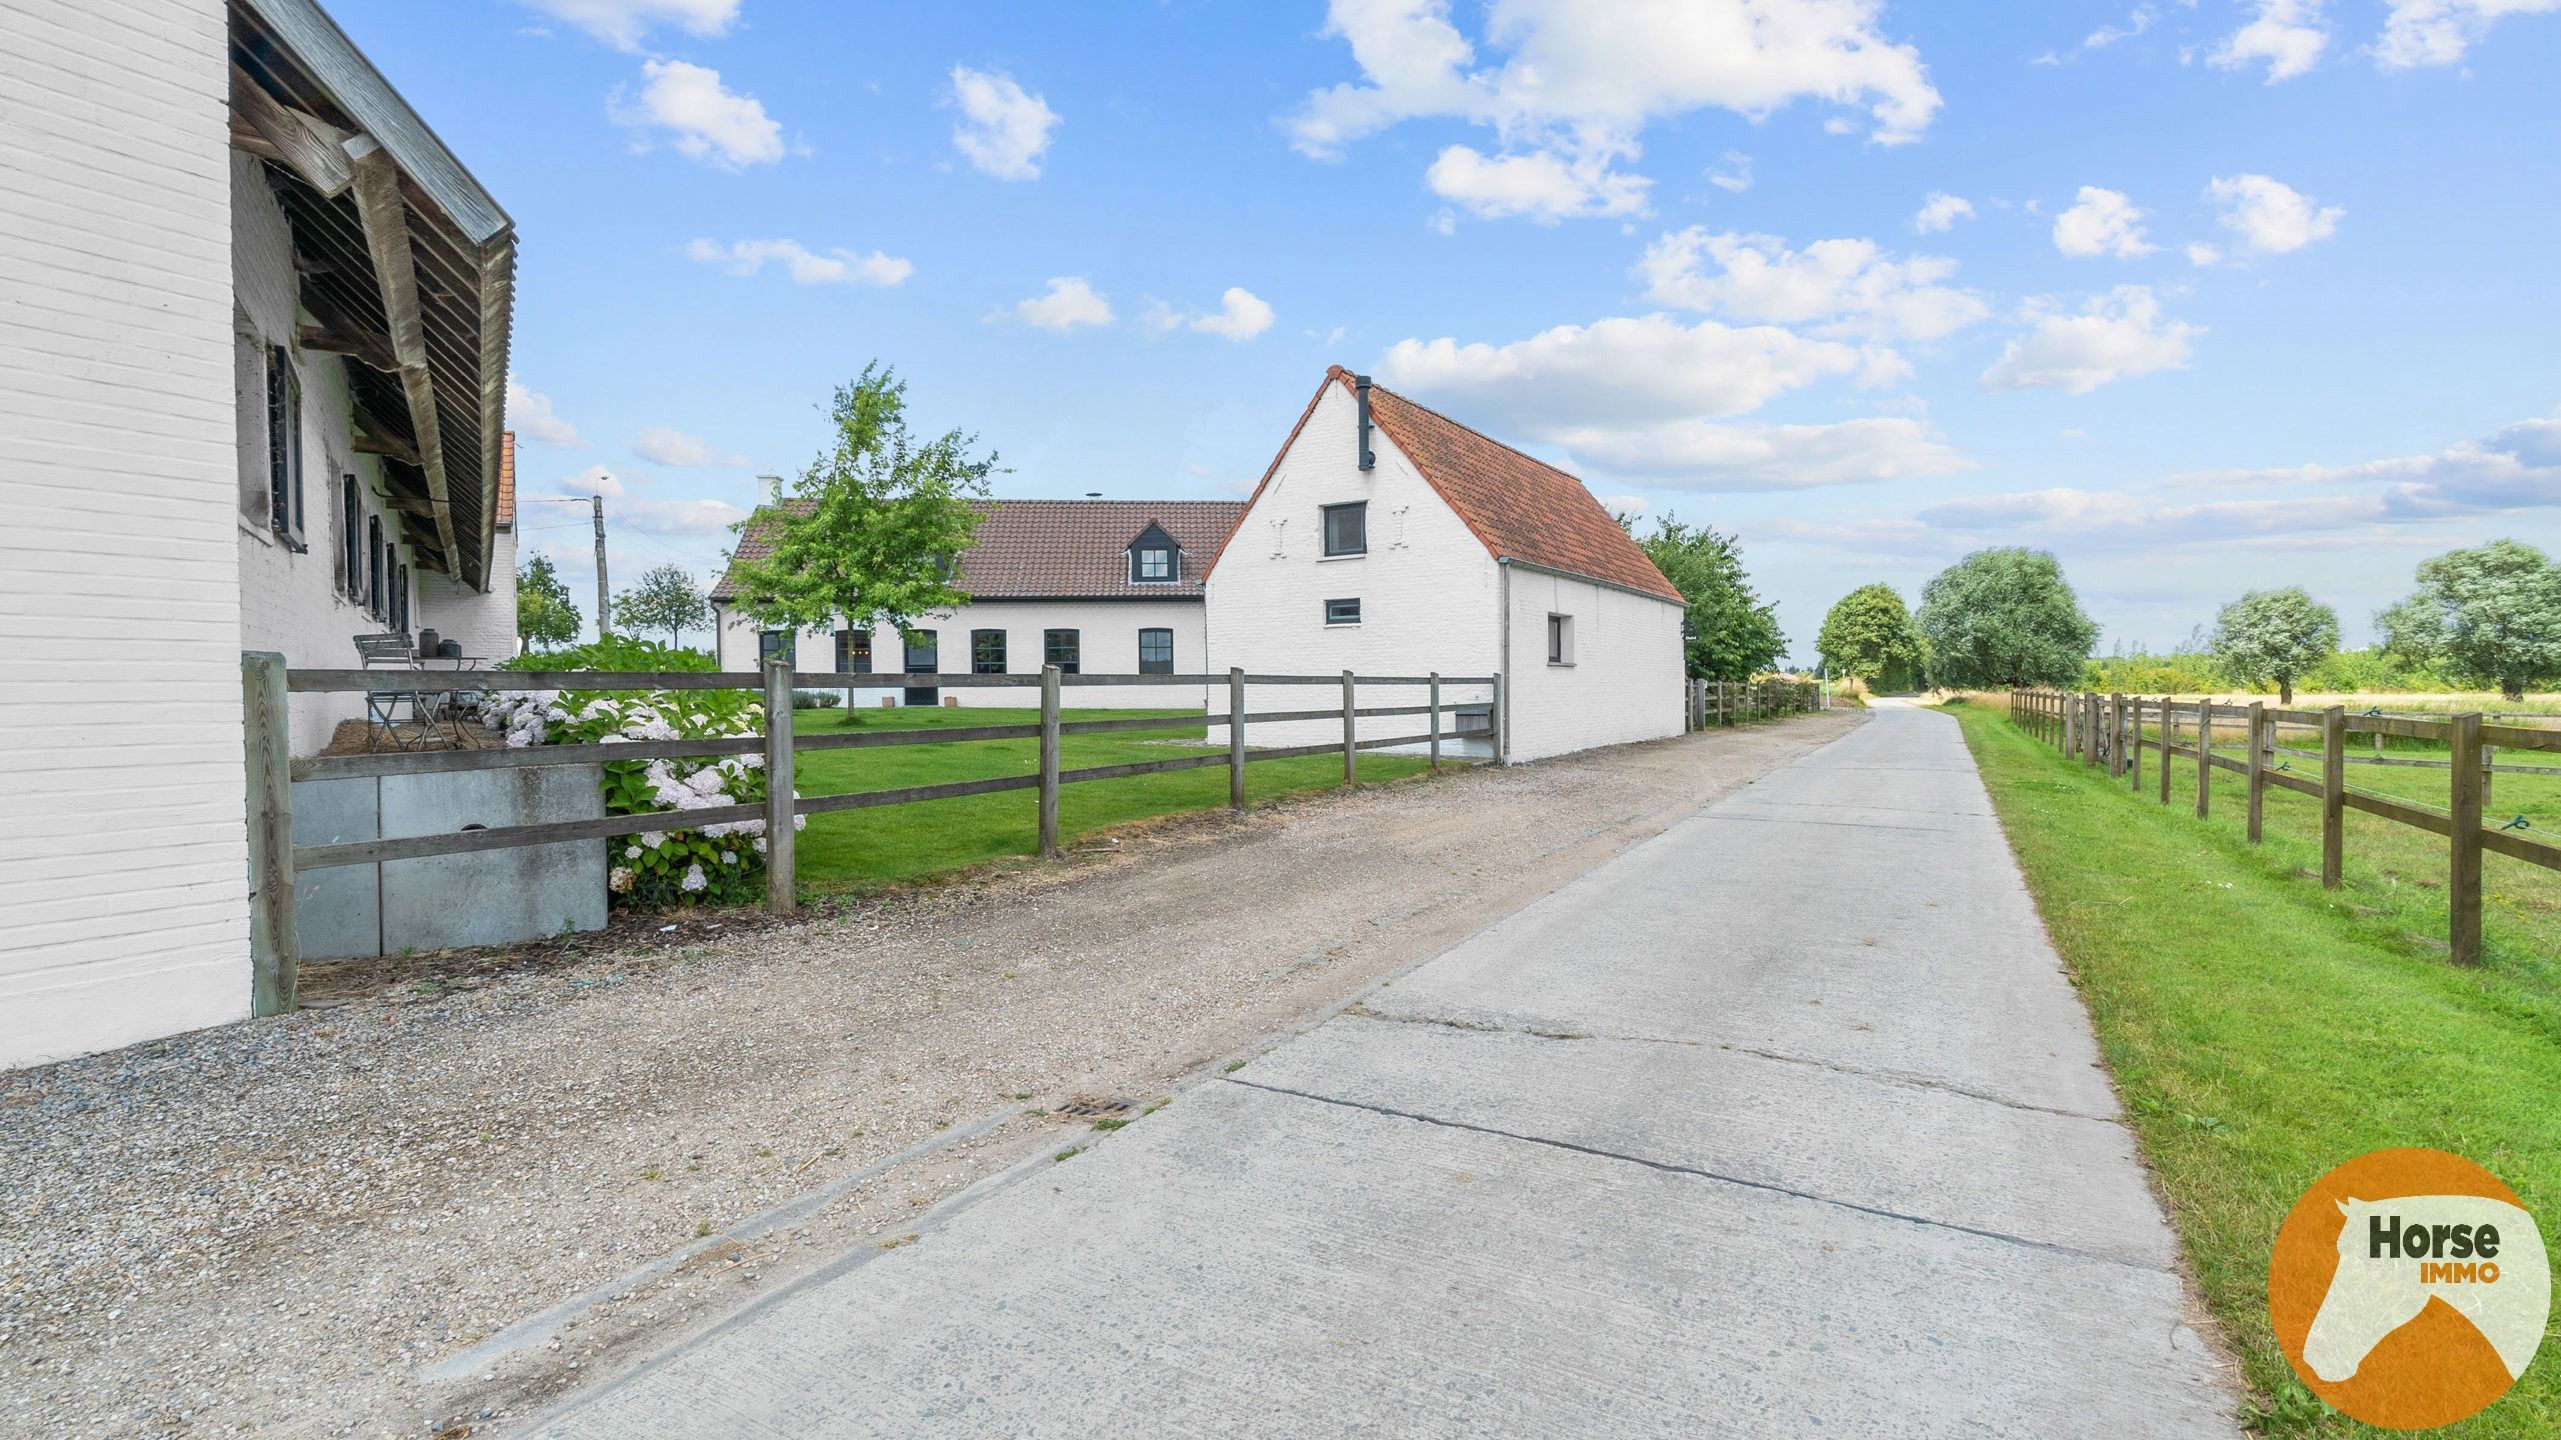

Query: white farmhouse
[
  {"left": 1205, "top": 369, "right": 1688, "bottom": 763},
  {"left": 710, "top": 499, "right": 1244, "bottom": 710},
  {"left": 2, "top": 0, "right": 519, "bottom": 1069}
]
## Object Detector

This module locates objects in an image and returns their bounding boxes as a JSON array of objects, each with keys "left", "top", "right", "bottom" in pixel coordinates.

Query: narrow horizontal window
[{"left": 1324, "top": 598, "right": 1361, "bottom": 626}]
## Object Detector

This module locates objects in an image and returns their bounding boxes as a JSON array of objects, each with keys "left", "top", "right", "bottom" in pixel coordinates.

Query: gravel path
[{"left": 1, "top": 714, "right": 1858, "bottom": 1439}]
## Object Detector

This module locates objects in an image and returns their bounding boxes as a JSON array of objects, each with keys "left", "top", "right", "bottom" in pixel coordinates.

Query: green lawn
[
  {"left": 1945, "top": 700, "right": 2561, "bottom": 1437},
  {"left": 783, "top": 705, "right": 1435, "bottom": 893}
]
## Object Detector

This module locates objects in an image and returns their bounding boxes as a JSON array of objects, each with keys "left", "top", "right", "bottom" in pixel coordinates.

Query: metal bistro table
[{"left": 411, "top": 649, "right": 488, "bottom": 747}]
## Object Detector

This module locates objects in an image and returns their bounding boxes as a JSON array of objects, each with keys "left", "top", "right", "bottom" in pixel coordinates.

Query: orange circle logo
[{"left": 2269, "top": 1148, "right": 2550, "bottom": 1429}]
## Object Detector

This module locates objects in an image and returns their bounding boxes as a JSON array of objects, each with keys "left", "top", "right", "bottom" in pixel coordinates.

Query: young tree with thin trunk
[{"left": 614, "top": 564, "right": 712, "bottom": 649}]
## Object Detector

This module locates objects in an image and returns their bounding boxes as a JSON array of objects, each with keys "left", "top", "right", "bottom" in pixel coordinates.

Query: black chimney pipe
[{"left": 1354, "top": 374, "right": 1375, "bottom": 472}]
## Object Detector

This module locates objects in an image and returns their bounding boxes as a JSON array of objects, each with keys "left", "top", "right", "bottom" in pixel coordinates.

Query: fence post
[
  {"left": 2245, "top": 702, "right": 2267, "bottom": 843},
  {"left": 2129, "top": 697, "right": 2144, "bottom": 792},
  {"left": 2159, "top": 698, "right": 2174, "bottom": 805},
  {"left": 1428, "top": 671, "right": 1442, "bottom": 769},
  {"left": 242, "top": 652, "right": 299, "bottom": 1018},
  {"left": 1229, "top": 667, "right": 1247, "bottom": 808},
  {"left": 2084, "top": 693, "right": 2100, "bottom": 769},
  {"left": 2450, "top": 713, "right": 2484, "bottom": 966},
  {"left": 2196, "top": 699, "right": 2214, "bottom": 818},
  {"left": 2321, "top": 705, "right": 2346, "bottom": 890},
  {"left": 2109, "top": 693, "right": 2126, "bottom": 778},
  {"left": 1038, "top": 664, "right": 1062, "bottom": 855},
  {"left": 1341, "top": 670, "right": 1357, "bottom": 786},
  {"left": 762, "top": 659, "right": 796, "bottom": 913}
]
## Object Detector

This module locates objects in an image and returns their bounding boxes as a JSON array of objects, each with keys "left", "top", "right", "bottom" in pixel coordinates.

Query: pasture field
[{"left": 1946, "top": 699, "right": 2561, "bottom": 1438}]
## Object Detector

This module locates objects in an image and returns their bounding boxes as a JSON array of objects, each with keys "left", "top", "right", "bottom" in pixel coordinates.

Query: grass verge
[
  {"left": 786, "top": 705, "right": 1436, "bottom": 893},
  {"left": 1944, "top": 699, "right": 2561, "bottom": 1438}
]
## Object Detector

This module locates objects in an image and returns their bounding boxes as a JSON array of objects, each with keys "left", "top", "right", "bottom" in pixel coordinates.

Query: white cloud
[
  {"left": 2209, "top": 0, "right": 2329, "bottom": 82},
  {"left": 2376, "top": 0, "right": 2561, "bottom": 69},
  {"left": 1598, "top": 493, "right": 1650, "bottom": 514},
  {"left": 1379, "top": 313, "right": 1889, "bottom": 429},
  {"left": 1912, "top": 191, "right": 1975, "bottom": 233},
  {"left": 506, "top": 380, "right": 584, "bottom": 448},
  {"left": 1543, "top": 417, "right": 1972, "bottom": 491},
  {"left": 546, "top": 464, "right": 623, "bottom": 499},
  {"left": 2083, "top": 6, "right": 2157, "bottom": 50},
  {"left": 1424, "top": 143, "right": 1650, "bottom": 222},
  {"left": 2185, "top": 241, "right": 2226, "bottom": 267},
  {"left": 632, "top": 426, "right": 746, "bottom": 468},
  {"left": 518, "top": 0, "right": 738, "bottom": 51},
  {"left": 685, "top": 238, "right": 911, "bottom": 286},
  {"left": 2167, "top": 409, "right": 2561, "bottom": 517},
  {"left": 2205, "top": 173, "right": 2343, "bottom": 255},
  {"left": 1705, "top": 150, "right": 1754, "bottom": 193},
  {"left": 1637, "top": 229, "right": 1991, "bottom": 343},
  {"left": 1016, "top": 277, "right": 1114, "bottom": 333},
  {"left": 1288, "top": 0, "right": 1940, "bottom": 225},
  {"left": 2053, "top": 186, "right": 2155, "bottom": 258},
  {"left": 1980, "top": 286, "right": 2201, "bottom": 394},
  {"left": 948, "top": 67, "right": 1059, "bottom": 180},
  {"left": 611, "top": 60, "right": 783, "bottom": 169},
  {"left": 615, "top": 497, "right": 750, "bottom": 536},
  {"left": 1193, "top": 287, "right": 1276, "bottom": 341}
]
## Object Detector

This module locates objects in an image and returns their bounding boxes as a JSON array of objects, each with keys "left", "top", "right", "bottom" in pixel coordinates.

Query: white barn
[
  {"left": 1205, "top": 369, "right": 1688, "bottom": 763},
  {"left": 1, "top": 0, "right": 519, "bottom": 1069},
  {"left": 710, "top": 499, "right": 1244, "bottom": 711}
]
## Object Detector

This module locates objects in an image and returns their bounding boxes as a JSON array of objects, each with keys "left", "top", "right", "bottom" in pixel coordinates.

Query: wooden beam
[
  {"left": 299, "top": 322, "right": 398, "bottom": 374},
  {"left": 230, "top": 63, "right": 352, "bottom": 196},
  {"left": 349, "top": 418, "right": 420, "bottom": 465},
  {"left": 343, "top": 133, "right": 460, "bottom": 571}
]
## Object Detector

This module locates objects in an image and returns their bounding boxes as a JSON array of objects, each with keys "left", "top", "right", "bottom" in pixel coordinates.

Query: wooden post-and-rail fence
[
  {"left": 1687, "top": 678, "right": 1823, "bottom": 730},
  {"left": 2007, "top": 688, "right": 2561, "bottom": 966},
  {"left": 242, "top": 657, "right": 1501, "bottom": 1016}
]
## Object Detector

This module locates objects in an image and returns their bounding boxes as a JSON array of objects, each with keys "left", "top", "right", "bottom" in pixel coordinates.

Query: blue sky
[{"left": 334, "top": 0, "right": 2561, "bottom": 661}]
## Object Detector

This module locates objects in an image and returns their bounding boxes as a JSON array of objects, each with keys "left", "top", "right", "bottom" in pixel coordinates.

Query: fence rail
[
  {"left": 1687, "top": 678, "right": 1823, "bottom": 729},
  {"left": 245, "top": 658, "right": 1502, "bottom": 1016},
  {"left": 2010, "top": 689, "right": 2560, "bottom": 966}
]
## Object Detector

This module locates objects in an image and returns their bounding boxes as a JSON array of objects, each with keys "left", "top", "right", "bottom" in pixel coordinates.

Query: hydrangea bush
[{"left": 481, "top": 639, "right": 802, "bottom": 909}]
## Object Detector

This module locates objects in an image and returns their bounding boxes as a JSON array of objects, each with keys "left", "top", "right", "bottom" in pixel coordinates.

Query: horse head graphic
[{"left": 2304, "top": 1195, "right": 2550, "bottom": 1384}]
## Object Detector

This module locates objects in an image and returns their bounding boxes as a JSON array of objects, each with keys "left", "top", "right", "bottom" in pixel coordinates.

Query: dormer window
[{"left": 1127, "top": 522, "right": 1179, "bottom": 583}]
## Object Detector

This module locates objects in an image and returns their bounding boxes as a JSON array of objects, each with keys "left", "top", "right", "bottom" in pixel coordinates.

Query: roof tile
[{"left": 712, "top": 498, "right": 1244, "bottom": 602}]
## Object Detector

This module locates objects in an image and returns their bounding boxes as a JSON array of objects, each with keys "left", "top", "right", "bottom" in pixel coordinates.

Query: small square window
[
  {"left": 971, "top": 629, "right": 1007, "bottom": 674},
  {"left": 1547, "top": 613, "right": 1575, "bottom": 666},
  {"left": 1322, "top": 502, "right": 1367, "bottom": 557},
  {"left": 1137, "top": 628, "right": 1174, "bottom": 674},
  {"left": 1135, "top": 546, "right": 1172, "bottom": 581},
  {"left": 759, "top": 629, "right": 796, "bottom": 667},
  {"left": 1324, "top": 598, "right": 1362, "bottom": 626},
  {"left": 1045, "top": 628, "right": 1081, "bottom": 673}
]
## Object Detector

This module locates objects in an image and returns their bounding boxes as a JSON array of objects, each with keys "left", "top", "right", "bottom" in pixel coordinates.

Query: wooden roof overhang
[{"left": 227, "top": 0, "right": 516, "bottom": 590}]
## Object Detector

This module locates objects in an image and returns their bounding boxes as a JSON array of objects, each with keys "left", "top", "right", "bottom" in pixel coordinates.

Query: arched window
[
  {"left": 341, "top": 476, "right": 361, "bottom": 600},
  {"left": 367, "top": 517, "right": 384, "bottom": 619}
]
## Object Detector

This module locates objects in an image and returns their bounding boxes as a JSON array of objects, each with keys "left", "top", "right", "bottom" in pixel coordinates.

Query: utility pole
[{"left": 589, "top": 493, "right": 611, "bottom": 636}]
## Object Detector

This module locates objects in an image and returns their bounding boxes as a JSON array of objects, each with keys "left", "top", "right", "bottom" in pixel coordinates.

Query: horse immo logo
[{"left": 2271, "top": 1148, "right": 2551, "bottom": 1430}]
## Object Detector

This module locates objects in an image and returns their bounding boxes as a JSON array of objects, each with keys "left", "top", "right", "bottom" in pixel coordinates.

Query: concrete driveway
[{"left": 529, "top": 702, "right": 2240, "bottom": 1438}]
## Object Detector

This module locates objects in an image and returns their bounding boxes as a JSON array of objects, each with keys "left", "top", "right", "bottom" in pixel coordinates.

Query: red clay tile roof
[
  {"left": 496, "top": 431, "right": 516, "bottom": 528},
  {"left": 1210, "top": 369, "right": 1682, "bottom": 603},
  {"left": 711, "top": 498, "right": 1244, "bottom": 602}
]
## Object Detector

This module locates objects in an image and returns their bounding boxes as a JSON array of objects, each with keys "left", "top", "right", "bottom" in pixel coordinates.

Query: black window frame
[
  {"left": 1137, "top": 627, "right": 1174, "bottom": 675},
  {"left": 838, "top": 629, "right": 873, "bottom": 674},
  {"left": 1321, "top": 501, "right": 1367, "bottom": 557},
  {"left": 265, "top": 345, "right": 302, "bottom": 540},
  {"left": 1324, "top": 597, "right": 1362, "bottom": 626},
  {"left": 392, "top": 563, "right": 410, "bottom": 633},
  {"left": 340, "top": 475, "right": 362, "bottom": 601},
  {"left": 971, "top": 628, "right": 1008, "bottom": 675},
  {"left": 758, "top": 629, "right": 796, "bottom": 668},
  {"left": 366, "top": 516, "right": 384, "bottom": 618},
  {"left": 1044, "top": 628, "right": 1081, "bottom": 674},
  {"left": 1133, "top": 544, "right": 1174, "bottom": 582}
]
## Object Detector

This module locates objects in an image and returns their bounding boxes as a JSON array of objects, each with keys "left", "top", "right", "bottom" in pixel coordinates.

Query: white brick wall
[
  {"left": 714, "top": 598, "right": 1215, "bottom": 711},
  {"left": 0, "top": 0, "right": 250, "bottom": 1068},
  {"left": 1205, "top": 384, "right": 1502, "bottom": 748},
  {"left": 417, "top": 524, "right": 518, "bottom": 664},
  {"left": 1204, "top": 381, "right": 1684, "bottom": 761}
]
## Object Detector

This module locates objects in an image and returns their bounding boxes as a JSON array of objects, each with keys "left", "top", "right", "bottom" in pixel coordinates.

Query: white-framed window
[
  {"left": 1322, "top": 501, "right": 1367, "bottom": 557},
  {"left": 1547, "top": 613, "right": 1575, "bottom": 666},
  {"left": 1324, "top": 597, "right": 1362, "bottom": 626}
]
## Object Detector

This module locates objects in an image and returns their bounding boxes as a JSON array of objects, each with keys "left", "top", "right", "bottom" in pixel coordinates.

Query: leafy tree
[
  {"left": 1631, "top": 515, "right": 1786, "bottom": 680},
  {"left": 1916, "top": 547, "right": 2097, "bottom": 688},
  {"left": 516, "top": 554, "right": 581, "bottom": 651},
  {"left": 2375, "top": 539, "right": 2561, "bottom": 701},
  {"left": 614, "top": 564, "right": 712, "bottom": 648},
  {"left": 2209, "top": 587, "right": 2338, "bottom": 703},
  {"left": 725, "top": 364, "right": 996, "bottom": 646},
  {"left": 1816, "top": 584, "right": 1928, "bottom": 692}
]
